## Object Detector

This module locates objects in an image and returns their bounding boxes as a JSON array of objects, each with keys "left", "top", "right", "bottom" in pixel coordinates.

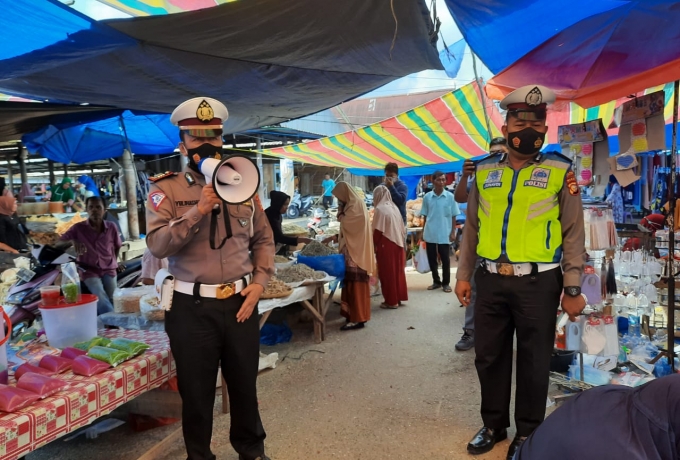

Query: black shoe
[
  {"left": 340, "top": 321, "right": 365, "bottom": 331},
  {"left": 239, "top": 456, "right": 270, "bottom": 460},
  {"left": 506, "top": 435, "right": 527, "bottom": 460},
  {"left": 427, "top": 283, "right": 442, "bottom": 290},
  {"left": 455, "top": 331, "right": 474, "bottom": 351},
  {"left": 467, "top": 427, "right": 507, "bottom": 455}
]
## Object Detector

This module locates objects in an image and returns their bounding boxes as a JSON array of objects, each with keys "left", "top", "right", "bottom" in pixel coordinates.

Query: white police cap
[
  {"left": 499, "top": 85, "right": 556, "bottom": 110},
  {"left": 170, "top": 97, "right": 229, "bottom": 136}
]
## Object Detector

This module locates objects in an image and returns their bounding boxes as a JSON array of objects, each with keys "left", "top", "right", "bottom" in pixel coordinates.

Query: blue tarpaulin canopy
[{"left": 1, "top": 0, "right": 443, "bottom": 136}]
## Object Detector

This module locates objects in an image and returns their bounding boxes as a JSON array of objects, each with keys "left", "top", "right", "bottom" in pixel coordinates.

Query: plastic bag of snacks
[
  {"left": 39, "top": 355, "right": 72, "bottom": 374},
  {"left": 72, "top": 356, "right": 111, "bottom": 377},
  {"left": 60, "top": 347, "right": 87, "bottom": 360},
  {"left": 15, "top": 363, "right": 55, "bottom": 380},
  {"left": 87, "top": 346, "right": 131, "bottom": 367},
  {"left": 140, "top": 294, "right": 165, "bottom": 321},
  {"left": 74, "top": 337, "right": 111, "bottom": 351},
  {"left": 17, "top": 373, "right": 69, "bottom": 399},
  {"left": 112, "top": 286, "right": 155, "bottom": 314},
  {"left": 0, "top": 385, "right": 41, "bottom": 412},
  {"left": 60, "top": 262, "right": 81, "bottom": 303},
  {"left": 108, "top": 338, "right": 150, "bottom": 357}
]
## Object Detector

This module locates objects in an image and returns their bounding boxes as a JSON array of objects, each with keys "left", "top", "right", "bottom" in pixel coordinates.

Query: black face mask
[
  {"left": 186, "top": 143, "right": 222, "bottom": 172},
  {"left": 507, "top": 127, "right": 546, "bottom": 156}
]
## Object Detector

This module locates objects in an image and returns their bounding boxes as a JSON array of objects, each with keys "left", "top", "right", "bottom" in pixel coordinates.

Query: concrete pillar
[{"left": 121, "top": 149, "right": 140, "bottom": 240}]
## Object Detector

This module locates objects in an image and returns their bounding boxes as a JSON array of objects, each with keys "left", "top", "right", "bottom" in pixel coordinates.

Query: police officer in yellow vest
[{"left": 454, "top": 85, "right": 587, "bottom": 459}]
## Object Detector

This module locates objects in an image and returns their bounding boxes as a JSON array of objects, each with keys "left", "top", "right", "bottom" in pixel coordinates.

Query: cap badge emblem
[
  {"left": 525, "top": 87, "right": 543, "bottom": 106},
  {"left": 196, "top": 99, "right": 214, "bottom": 123}
]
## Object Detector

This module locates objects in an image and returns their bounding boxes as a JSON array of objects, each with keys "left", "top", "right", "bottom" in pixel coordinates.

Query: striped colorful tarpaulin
[
  {"left": 262, "top": 82, "right": 505, "bottom": 169},
  {"left": 95, "top": 0, "right": 232, "bottom": 16}
]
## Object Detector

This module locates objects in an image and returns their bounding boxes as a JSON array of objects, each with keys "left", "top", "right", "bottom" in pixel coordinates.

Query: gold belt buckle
[
  {"left": 216, "top": 283, "right": 235, "bottom": 299},
  {"left": 496, "top": 263, "right": 514, "bottom": 277}
]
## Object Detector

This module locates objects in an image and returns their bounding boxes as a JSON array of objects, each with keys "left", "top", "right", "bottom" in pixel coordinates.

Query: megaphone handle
[{"left": 209, "top": 202, "right": 233, "bottom": 250}]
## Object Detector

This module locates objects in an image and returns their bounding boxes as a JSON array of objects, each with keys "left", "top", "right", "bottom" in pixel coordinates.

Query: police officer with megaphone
[{"left": 146, "top": 97, "right": 274, "bottom": 460}]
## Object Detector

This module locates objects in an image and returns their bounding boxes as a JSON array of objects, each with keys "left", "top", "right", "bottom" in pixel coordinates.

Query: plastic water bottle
[{"left": 628, "top": 310, "right": 640, "bottom": 337}]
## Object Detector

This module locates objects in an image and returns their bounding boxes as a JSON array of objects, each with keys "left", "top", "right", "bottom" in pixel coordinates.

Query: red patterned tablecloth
[{"left": 0, "top": 330, "right": 175, "bottom": 460}]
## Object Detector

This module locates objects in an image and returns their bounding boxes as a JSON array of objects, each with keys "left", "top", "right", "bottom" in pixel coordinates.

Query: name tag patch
[
  {"left": 175, "top": 200, "right": 199, "bottom": 207},
  {"left": 524, "top": 167, "right": 550, "bottom": 189},
  {"left": 483, "top": 170, "right": 504, "bottom": 189}
]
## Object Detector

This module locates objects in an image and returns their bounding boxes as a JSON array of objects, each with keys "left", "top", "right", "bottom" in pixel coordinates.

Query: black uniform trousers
[
  {"left": 165, "top": 292, "right": 265, "bottom": 460},
  {"left": 473, "top": 266, "right": 562, "bottom": 437},
  {"left": 426, "top": 242, "right": 451, "bottom": 286}
]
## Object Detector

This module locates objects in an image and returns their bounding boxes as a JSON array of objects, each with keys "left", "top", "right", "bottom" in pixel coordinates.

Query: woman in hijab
[
  {"left": 516, "top": 374, "right": 680, "bottom": 460},
  {"left": 323, "top": 182, "right": 375, "bottom": 330},
  {"left": 265, "top": 191, "right": 312, "bottom": 253},
  {"left": 50, "top": 177, "right": 75, "bottom": 208},
  {"left": 606, "top": 175, "right": 625, "bottom": 223},
  {"left": 0, "top": 197, "right": 26, "bottom": 254},
  {"left": 372, "top": 185, "right": 408, "bottom": 309},
  {"left": 18, "top": 183, "right": 34, "bottom": 203}
]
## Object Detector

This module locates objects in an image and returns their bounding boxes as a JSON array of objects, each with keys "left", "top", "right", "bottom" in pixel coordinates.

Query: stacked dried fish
[
  {"left": 300, "top": 240, "right": 338, "bottom": 256},
  {"left": 276, "top": 263, "right": 326, "bottom": 284}
]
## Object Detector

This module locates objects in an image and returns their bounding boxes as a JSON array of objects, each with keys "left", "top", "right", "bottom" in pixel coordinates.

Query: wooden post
[
  {"left": 17, "top": 144, "right": 27, "bottom": 186},
  {"left": 256, "top": 137, "right": 265, "bottom": 204},
  {"left": 62, "top": 164, "right": 68, "bottom": 177},
  {"left": 47, "top": 159, "right": 55, "bottom": 187},
  {"left": 122, "top": 149, "right": 140, "bottom": 240},
  {"left": 6, "top": 157, "right": 13, "bottom": 194}
]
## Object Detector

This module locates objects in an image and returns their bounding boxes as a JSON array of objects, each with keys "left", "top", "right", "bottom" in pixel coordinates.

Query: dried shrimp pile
[
  {"left": 300, "top": 240, "right": 337, "bottom": 256},
  {"left": 276, "top": 264, "right": 326, "bottom": 283}
]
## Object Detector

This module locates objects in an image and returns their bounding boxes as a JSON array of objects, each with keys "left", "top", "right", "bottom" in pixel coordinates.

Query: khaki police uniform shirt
[
  {"left": 456, "top": 154, "right": 586, "bottom": 287},
  {"left": 145, "top": 168, "right": 275, "bottom": 287}
]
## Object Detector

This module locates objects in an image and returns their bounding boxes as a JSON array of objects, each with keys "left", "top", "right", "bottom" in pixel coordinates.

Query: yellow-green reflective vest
[{"left": 475, "top": 153, "right": 571, "bottom": 263}]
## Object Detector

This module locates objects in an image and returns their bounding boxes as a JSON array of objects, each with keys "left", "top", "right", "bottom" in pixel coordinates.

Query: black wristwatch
[{"left": 564, "top": 286, "right": 581, "bottom": 297}]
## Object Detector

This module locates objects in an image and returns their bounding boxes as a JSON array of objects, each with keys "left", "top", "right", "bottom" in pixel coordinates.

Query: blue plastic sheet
[
  {"left": 297, "top": 255, "right": 345, "bottom": 279},
  {"left": 260, "top": 322, "right": 292, "bottom": 346}
]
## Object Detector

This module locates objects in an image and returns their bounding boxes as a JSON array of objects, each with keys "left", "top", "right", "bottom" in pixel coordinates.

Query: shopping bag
[{"left": 414, "top": 240, "right": 430, "bottom": 274}]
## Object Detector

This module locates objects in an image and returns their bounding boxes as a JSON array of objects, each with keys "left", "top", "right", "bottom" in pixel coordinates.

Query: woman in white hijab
[{"left": 372, "top": 185, "right": 408, "bottom": 309}]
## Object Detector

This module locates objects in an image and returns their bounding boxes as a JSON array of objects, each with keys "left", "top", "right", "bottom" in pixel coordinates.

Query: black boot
[{"left": 467, "top": 426, "right": 507, "bottom": 455}]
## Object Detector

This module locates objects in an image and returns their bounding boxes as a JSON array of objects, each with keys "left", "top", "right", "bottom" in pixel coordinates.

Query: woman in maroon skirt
[{"left": 372, "top": 185, "right": 408, "bottom": 309}]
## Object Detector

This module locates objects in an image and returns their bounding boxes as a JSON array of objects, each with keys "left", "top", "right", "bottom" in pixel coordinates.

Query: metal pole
[
  {"left": 6, "top": 158, "right": 13, "bottom": 195},
  {"left": 472, "top": 52, "right": 493, "bottom": 144},
  {"left": 668, "top": 79, "right": 678, "bottom": 371}
]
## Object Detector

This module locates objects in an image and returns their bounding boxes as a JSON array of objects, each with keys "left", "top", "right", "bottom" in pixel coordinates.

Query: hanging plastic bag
[
  {"left": 61, "top": 262, "right": 81, "bottom": 303},
  {"left": 414, "top": 240, "right": 430, "bottom": 274}
]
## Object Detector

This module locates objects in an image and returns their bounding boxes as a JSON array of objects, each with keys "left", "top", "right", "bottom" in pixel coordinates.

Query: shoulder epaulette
[{"left": 149, "top": 171, "right": 177, "bottom": 183}]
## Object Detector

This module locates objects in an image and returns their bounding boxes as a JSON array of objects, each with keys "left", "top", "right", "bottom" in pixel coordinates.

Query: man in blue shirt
[
  {"left": 421, "top": 170, "right": 459, "bottom": 293},
  {"left": 383, "top": 162, "right": 408, "bottom": 222},
  {"left": 321, "top": 173, "right": 336, "bottom": 209}
]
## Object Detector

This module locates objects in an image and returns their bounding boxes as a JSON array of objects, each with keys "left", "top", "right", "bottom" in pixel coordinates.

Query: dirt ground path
[{"left": 29, "top": 267, "right": 525, "bottom": 460}]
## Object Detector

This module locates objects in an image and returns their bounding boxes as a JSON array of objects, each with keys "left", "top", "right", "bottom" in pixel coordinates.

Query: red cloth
[
  {"left": 60, "top": 220, "right": 122, "bottom": 279},
  {"left": 373, "top": 229, "right": 408, "bottom": 306}
]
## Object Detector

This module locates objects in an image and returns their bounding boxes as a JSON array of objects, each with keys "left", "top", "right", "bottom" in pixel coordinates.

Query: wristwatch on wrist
[{"left": 564, "top": 286, "right": 581, "bottom": 297}]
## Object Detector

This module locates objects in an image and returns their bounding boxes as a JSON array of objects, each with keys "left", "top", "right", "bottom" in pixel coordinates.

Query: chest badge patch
[
  {"left": 524, "top": 167, "right": 551, "bottom": 189},
  {"left": 149, "top": 191, "right": 166, "bottom": 211},
  {"left": 238, "top": 219, "right": 249, "bottom": 227},
  {"left": 483, "top": 169, "right": 504, "bottom": 189}
]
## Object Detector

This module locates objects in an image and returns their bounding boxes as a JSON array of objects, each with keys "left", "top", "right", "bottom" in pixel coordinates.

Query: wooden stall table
[{"left": 0, "top": 330, "right": 175, "bottom": 460}]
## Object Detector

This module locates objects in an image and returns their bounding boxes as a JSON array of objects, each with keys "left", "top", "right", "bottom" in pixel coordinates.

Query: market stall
[{"left": 0, "top": 329, "right": 174, "bottom": 460}]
